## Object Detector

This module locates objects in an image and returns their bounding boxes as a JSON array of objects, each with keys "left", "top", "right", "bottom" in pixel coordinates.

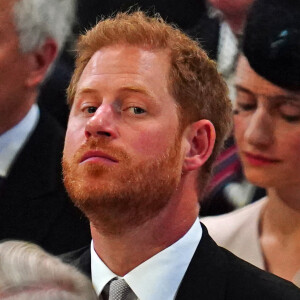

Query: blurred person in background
[
  {"left": 0, "top": 240, "right": 97, "bottom": 300},
  {"left": 202, "top": 0, "right": 300, "bottom": 287},
  {"left": 197, "top": 0, "right": 267, "bottom": 216},
  {"left": 207, "top": 0, "right": 253, "bottom": 35},
  {"left": 208, "top": 0, "right": 252, "bottom": 101},
  {"left": 190, "top": 0, "right": 254, "bottom": 94},
  {"left": 0, "top": 0, "right": 90, "bottom": 255}
]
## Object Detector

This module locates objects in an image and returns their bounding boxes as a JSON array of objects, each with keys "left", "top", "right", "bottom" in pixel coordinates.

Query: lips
[
  {"left": 243, "top": 151, "right": 281, "bottom": 166},
  {"left": 80, "top": 150, "right": 118, "bottom": 164}
]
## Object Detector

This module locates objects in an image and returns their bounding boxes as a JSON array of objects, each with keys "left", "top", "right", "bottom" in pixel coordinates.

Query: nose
[
  {"left": 85, "top": 104, "right": 118, "bottom": 139},
  {"left": 244, "top": 107, "right": 274, "bottom": 148}
]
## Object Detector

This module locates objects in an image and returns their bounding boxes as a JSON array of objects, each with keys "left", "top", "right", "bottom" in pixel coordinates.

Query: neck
[
  {"left": 262, "top": 187, "right": 300, "bottom": 236},
  {"left": 259, "top": 187, "right": 300, "bottom": 282},
  {"left": 224, "top": 15, "right": 245, "bottom": 35},
  {"left": 91, "top": 175, "right": 199, "bottom": 276}
]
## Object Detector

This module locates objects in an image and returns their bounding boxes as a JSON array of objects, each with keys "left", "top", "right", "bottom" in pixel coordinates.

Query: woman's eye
[
  {"left": 234, "top": 103, "right": 256, "bottom": 114},
  {"left": 238, "top": 103, "right": 256, "bottom": 111},
  {"left": 282, "top": 115, "right": 300, "bottom": 122},
  {"left": 235, "top": 91, "right": 256, "bottom": 113},
  {"left": 280, "top": 103, "right": 300, "bottom": 123}
]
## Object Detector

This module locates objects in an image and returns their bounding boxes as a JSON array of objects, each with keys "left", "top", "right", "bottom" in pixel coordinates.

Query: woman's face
[
  {"left": 234, "top": 56, "right": 300, "bottom": 189},
  {"left": 208, "top": 0, "right": 253, "bottom": 16}
]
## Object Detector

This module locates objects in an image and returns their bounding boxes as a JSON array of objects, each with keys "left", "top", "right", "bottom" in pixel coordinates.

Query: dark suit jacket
[
  {"left": 63, "top": 224, "right": 300, "bottom": 299},
  {"left": 186, "top": 14, "right": 220, "bottom": 61},
  {"left": 0, "top": 109, "right": 91, "bottom": 255}
]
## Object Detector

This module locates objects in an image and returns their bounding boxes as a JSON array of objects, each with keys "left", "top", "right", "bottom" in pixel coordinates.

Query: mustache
[{"left": 72, "top": 137, "right": 131, "bottom": 163}]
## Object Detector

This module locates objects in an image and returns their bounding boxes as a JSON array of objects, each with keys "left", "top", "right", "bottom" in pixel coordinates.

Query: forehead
[
  {"left": 0, "top": 0, "right": 15, "bottom": 19},
  {"left": 0, "top": 0, "right": 17, "bottom": 34},
  {"left": 78, "top": 45, "right": 171, "bottom": 88},
  {"left": 235, "top": 55, "right": 298, "bottom": 98}
]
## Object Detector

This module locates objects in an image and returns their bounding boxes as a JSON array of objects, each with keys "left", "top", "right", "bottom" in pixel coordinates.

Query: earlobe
[
  {"left": 183, "top": 120, "right": 216, "bottom": 172},
  {"left": 26, "top": 38, "right": 58, "bottom": 88}
]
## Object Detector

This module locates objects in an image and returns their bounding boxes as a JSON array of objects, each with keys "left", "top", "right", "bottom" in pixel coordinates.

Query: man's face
[
  {"left": 0, "top": 0, "right": 35, "bottom": 133},
  {"left": 63, "top": 45, "right": 185, "bottom": 234}
]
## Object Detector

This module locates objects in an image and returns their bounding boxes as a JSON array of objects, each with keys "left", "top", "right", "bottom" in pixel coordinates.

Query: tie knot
[{"left": 109, "top": 278, "right": 131, "bottom": 300}]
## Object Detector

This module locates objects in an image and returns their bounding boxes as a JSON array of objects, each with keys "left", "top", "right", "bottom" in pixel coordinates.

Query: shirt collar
[
  {"left": 217, "top": 21, "right": 239, "bottom": 76},
  {"left": 0, "top": 104, "right": 39, "bottom": 177},
  {"left": 91, "top": 218, "right": 202, "bottom": 300}
]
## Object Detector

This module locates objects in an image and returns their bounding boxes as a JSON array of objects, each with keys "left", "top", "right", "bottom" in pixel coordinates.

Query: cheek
[
  {"left": 64, "top": 131, "right": 76, "bottom": 159},
  {"left": 64, "top": 120, "right": 86, "bottom": 158},
  {"left": 281, "top": 132, "right": 300, "bottom": 162},
  {"left": 233, "top": 116, "right": 247, "bottom": 146},
  {"left": 128, "top": 125, "right": 178, "bottom": 158},
  {"left": 131, "top": 132, "right": 169, "bottom": 156}
]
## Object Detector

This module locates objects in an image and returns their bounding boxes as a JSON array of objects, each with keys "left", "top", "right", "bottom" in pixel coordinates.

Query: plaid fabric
[{"left": 206, "top": 137, "right": 242, "bottom": 198}]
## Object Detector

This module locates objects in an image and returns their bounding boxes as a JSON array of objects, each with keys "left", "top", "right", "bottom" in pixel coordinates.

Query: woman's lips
[
  {"left": 243, "top": 152, "right": 281, "bottom": 166},
  {"left": 80, "top": 150, "right": 118, "bottom": 164}
]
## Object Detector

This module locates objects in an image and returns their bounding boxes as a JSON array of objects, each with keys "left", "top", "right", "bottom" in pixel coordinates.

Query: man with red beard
[{"left": 62, "top": 11, "right": 300, "bottom": 300}]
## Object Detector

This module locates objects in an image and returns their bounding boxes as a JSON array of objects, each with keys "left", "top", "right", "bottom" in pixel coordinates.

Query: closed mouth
[
  {"left": 80, "top": 150, "right": 118, "bottom": 163},
  {"left": 244, "top": 152, "right": 281, "bottom": 163}
]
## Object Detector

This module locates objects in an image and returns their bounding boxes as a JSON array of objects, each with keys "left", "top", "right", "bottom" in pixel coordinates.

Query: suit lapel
[
  {"left": 4, "top": 110, "right": 65, "bottom": 198},
  {"left": 175, "top": 223, "right": 228, "bottom": 300},
  {"left": 64, "top": 246, "right": 92, "bottom": 278},
  {"left": 0, "top": 111, "right": 66, "bottom": 242},
  {"left": 75, "top": 248, "right": 92, "bottom": 278}
]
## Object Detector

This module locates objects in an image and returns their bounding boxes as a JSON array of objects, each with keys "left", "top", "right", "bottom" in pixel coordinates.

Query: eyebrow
[
  {"left": 76, "top": 86, "right": 157, "bottom": 101},
  {"left": 75, "top": 88, "right": 98, "bottom": 97},
  {"left": 235, "top": 84, "right": 300, "bottom": 103},
  {"left": 118, "top": 86, "right": 157, "bottom": 101},
  {"left": 235, "top": 85, "right": 254, "bottom": 96},
  {"left": 269, "top": 94, "right": 300, "bottom": 104}
]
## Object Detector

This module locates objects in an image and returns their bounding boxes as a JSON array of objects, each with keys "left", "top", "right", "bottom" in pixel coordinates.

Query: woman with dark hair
[{"left": 202, "top": 0, "right": 300, "bottom": 287}]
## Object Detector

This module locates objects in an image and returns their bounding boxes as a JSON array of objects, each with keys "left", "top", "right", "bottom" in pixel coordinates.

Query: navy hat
[{"left": 243, "top": 0, "right": 300, "bottom": 91}]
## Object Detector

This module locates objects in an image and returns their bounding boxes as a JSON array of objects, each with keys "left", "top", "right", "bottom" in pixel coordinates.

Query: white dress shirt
[
  {"left": 217, "top": 21, "right": 240, "bottom": 102},
  {"left": 0, "top": 104, "right": 39, "bottom": 177},
  {"left": 91, "top": 218, "right": 202, "bottom": 300}
]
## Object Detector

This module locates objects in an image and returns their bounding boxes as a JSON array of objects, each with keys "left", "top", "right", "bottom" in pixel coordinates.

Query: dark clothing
[
  {"left": 186, "top": 14, "right": 220, "bottom": 61},
  {"left": 0, "top": 110, "right": 90, "bottom": 255},
  {"left": 63, "top": 224, "right": 300, "bottom": 299},
  {"left": 38, "top": 52, "right": 73, "bottom": 128}
]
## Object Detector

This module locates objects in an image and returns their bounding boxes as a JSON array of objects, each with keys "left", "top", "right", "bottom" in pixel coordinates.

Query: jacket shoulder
[
  {"left": 222, "top": 248, "right": 300, "bottom": 299},
  {"left": 61, "top": 245, "right": 90, "bottom": 265}
]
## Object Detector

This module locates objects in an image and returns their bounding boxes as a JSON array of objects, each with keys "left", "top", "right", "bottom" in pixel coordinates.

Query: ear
[
  {"left": 25, "top": 38, "right": 58, "bottom": 88},
  {"left": 182, "top": 119, "right": 216, "bottom": 172}
]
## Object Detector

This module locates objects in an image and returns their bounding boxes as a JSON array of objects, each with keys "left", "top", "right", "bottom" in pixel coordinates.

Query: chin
[{"left": 243, "top": 169, "right": 271, "bottom": 189}]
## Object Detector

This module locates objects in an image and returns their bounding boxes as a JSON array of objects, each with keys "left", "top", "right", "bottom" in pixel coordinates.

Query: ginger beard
[{"left": 63, "top": 134, "right": 183, "bottom": 235}]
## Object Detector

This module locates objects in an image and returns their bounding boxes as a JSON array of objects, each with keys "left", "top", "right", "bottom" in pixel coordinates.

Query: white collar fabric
[
  {"left": 217, "top": 21, "right": 239, "bottom": 77},
  {"left": 91, "top": 218, "right": 202, "bottom": 300},
  {"left": 0, "top": 104, "right": 39, "bottom": 177}
]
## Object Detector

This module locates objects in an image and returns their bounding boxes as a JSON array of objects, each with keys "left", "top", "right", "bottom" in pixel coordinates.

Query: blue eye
[
  {"left": 87, "top": 106, "right": 97, "bottom": 114},
  {"left": 132, "top": 107, "right": 146, "bottom": 114}
]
